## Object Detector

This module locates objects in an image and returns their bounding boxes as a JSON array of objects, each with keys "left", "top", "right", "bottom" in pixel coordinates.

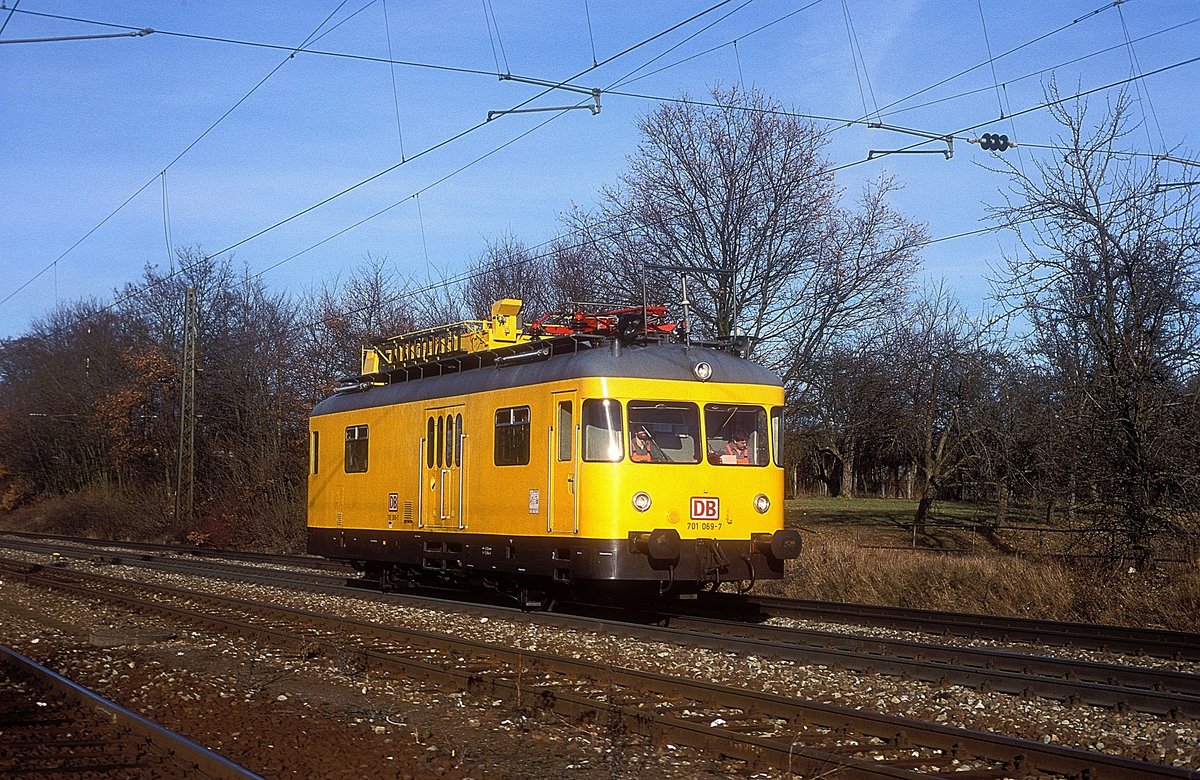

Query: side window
[
  {"left": 581, "top": 399, "right": 623, "bottom": 462},
  {"left": 437, "top": 415, "right": 445, "bottom": 468},
  {"left": 771, "top": 406, "right": 784, "bottom": 467},
  {"left": 454, "top": 413, "right": 463, "bottom": 466},
  {"left": 426, "top": 417, "right": 435, "bottom": 468},
  {"left": 556, "top": 401, "right": 573, "bottom": 462},
  {"left": 444, "top": 414, "right": 454, "bottom": 467},
  {"left": 494, "top": 406, "right": 531, "bottom": 466},
  {"left": 344, "top": 425, "right": 368, "bottom": 473}
]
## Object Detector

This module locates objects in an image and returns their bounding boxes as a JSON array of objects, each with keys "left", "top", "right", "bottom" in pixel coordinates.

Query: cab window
[
  {"left": 494, "top": 406, "right": 530, "bottom": 466},
  {"left": 704, "top": 405, "right": 767, "bottom": 466},
  {"left": 581, "top": 399, "right": 622, "bottom": 462},
  {"left": 344, "top": 425, "right": 368, "bottom": 473},
  {"left": 627, "top": 400, "right": 700, "bottom": 464}
]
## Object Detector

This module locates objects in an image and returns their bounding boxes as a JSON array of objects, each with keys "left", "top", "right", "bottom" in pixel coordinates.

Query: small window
[
  {"left": 495, "top": 406, "right": 531, "bottom": 466},
  {"left": 444, "top": 414, "right": 454, "bottom": 467},
  {"left": 426, "top": 417, "right": 435, "bottom": 468},
  {"left": 454, "top": 413, "right": 463, "bottom": 467},
  {"left": 310, "top": 431, "right": 319, "bottom": 474},
  {"left": 582, "top": 399, "right": 623, "bottom": 462},
  {"left": 556, "top": 401, "right": 573, "bottom": 462},
  {"left": 344, "top": 425, "right": 368, "bottom": 473},
  {"left": 437, "top": 415, "right": 445, "bottom": 468},
  {"left": 771, "top": 406, "right": 784, "bottom": 467}
]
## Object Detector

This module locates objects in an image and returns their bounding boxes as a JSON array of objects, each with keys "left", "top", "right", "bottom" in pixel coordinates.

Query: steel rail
[
  {"left": 737, "top": 594, "right": 1200, "bottom": 661},
  {"left": 3, "top": 558, "right": 1195, "bottom": 779},
  {"left": 659, "top": 613, "right": 1200, "bottom": 711},
  {"left": 6, "top": 537, "right": 1197, "bottom": 719},
  {"left": 0, "top": 643, "right": 263, "bottom": 779},
  {"left": 0, "top": 530, "right": 347, "bottom": 572}
]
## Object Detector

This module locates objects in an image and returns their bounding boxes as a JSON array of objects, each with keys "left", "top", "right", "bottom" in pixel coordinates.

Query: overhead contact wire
[
  {"left": 0, "top": 0, "right": 361, "bottom": 309},
  {"left": 4, "top": 0, "right": 742, "bottom": 337}
]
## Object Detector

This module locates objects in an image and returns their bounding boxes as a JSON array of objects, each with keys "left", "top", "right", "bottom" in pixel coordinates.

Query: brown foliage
[{"left": 762, "top": 530, "right": 1200, "bottom": 631}]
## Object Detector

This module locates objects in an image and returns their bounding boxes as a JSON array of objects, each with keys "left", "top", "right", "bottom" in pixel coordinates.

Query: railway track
[
  {"left": 0, "top": 643, "right": 261, "bottom": 779},
  {"left": 5, "top": 534, "right": 1197, "bottom": 720},
  {"left": 9, "top": 530, "right": 1200, "bottom": 715},
  {"left": 730, "top": 593, "right": 1200, "bottom": 661},
  {"left": 1, "top": 555, "right": 1196, "bottom": 779},
  {"left": 646, "top": 610, "right": 1200, "bottom": 718},
  {"left": 7, "top": 530, "right": 1194, "bottom": 661}
]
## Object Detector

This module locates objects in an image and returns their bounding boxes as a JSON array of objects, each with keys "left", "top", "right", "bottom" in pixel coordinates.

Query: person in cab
[
  {"left": 630, "top": 426, "right": 658, "bottom": 462},
  {"left": 721, "top": 429, "right": 751, "bottom": 465}
]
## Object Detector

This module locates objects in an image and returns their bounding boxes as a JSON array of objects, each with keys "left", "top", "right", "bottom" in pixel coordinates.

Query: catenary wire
[
  {"left": 0, "top": 1, "right": 743, "bottom": 338},
  {"left": 3, "top": 50, "right": 1192, "bottom": 365},
  {"left": 195, "top": 70, "right": 1198, "bottom": 365},
  {"left": 1116, "top": 1, "right": 1166, "bottom": 152},
  {"left": 4, "top": 3, "right": 1195, "bottom": 348},
  {"left": 871, "top": 16, "right": 1198, "bottom": 122},
  {"left": 0, "top": 0, "right": 19, "bottom": 37},
  {"left": 0, "top": 0, "right": 363, "bottom": 309}
]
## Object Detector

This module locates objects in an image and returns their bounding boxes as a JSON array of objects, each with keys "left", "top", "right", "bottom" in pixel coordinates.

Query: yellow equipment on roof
[{"left": 361, "top": 299, "right": 530, "bottom": 374}]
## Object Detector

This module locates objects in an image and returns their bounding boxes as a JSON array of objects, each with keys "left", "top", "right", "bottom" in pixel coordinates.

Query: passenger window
[
  {"left": 426, "top": 417, "right": 435, "bottom": 468},
  {"left": 556, "top": 401, "right": 573, "bottom": 462},
  {"left": 581, "top": 399, "right": 622, "bottom": 462},
  {"left": 771, "top": 406, "right": 784, "bottom": 467},
  {"left": 437, "top": 415, "right": 445, "bottom": 468},
  {"left": 344, "top": 425, "right": 368, "bottom": 473},
  {"left": 703, "top": 404, "right": 768, "bottom": 466},
  {"left": 310, "top": 431, "right": 319, "bottom": 474},
  {"left": 494, "top": 406, "right": 531, "bottom": 466},
  {"left": 454, "top": 413, "right": 463, "bottom": 467}
]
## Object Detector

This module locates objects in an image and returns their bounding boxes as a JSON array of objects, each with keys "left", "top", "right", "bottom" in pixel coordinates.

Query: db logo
[{"left": 690, "top": 496, "right": 720, "bottom": 521}]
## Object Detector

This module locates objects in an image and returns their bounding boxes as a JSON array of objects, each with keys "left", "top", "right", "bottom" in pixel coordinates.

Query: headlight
[
  {"left": 632, "top": 491, "right": 653, "bottom": 512},
  {"left": 692, "top": 361, "right": 712, "bottom": 381},
  {"left": 754, "top": 493, "right": 770, "bottom": 513}
]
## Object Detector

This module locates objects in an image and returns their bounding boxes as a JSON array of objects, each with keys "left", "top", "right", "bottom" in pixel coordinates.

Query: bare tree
[
  {"left": 796, "top": 335, "right": 903, "bottom": 498},
  {"left": 462, "top": 233, "right": 557, "bottom": 319},
  {"left": 891, "top": 287, "right": 993, "bottom": 531},
  {"left": 300, "top": 254, "right": 417, "bottom": 394},
  {"left": 564, "top": 86, "right": 926, "bottom": 373},
  {"left": 992, "top": 86, "right": 1200, "bottom": 562}
]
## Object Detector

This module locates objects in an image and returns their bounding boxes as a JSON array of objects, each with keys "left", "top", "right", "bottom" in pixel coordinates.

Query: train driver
[
  {"left": 721, "top": 429, "right": 751, "bottom": 465},
  {"left": 630, "top": 426, "right": 658, "bottom": 462}
]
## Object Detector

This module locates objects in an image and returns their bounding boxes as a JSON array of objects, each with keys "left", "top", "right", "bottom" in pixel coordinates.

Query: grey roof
[{"left": 312, "top": 340, "right": 781, "bottom": 417}]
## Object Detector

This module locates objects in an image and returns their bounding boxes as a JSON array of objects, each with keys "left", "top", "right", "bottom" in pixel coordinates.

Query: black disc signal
[{"left": 978, "top": 133, "right": 1011, "bottom": 152}]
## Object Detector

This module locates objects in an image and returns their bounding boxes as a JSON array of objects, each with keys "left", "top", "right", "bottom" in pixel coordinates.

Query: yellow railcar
[{"left": 307, "top": 300, "right": 801, "bottom": 605}]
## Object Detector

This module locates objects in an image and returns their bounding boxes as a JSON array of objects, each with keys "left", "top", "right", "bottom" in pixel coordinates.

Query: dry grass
[
  {"left": 760, "top": 528, "right": 1200, "bottom": 632},
  {"left": 0, "top": 486, "right": 306, "bottom": 555}
]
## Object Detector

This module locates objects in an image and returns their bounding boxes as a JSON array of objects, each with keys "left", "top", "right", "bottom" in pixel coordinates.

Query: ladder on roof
[{"left": 361, "top": 299, "right": 530, "bottom": 374}]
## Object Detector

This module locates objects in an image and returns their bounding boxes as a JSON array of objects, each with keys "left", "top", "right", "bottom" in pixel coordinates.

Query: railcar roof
[{"left": 312, "top": 339, "right": 781, "bottom": 417}]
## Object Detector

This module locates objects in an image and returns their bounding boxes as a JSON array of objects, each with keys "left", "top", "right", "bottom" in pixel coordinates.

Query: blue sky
[{"left": 1, "top": 0, "right": 1196, "bottom": 339}]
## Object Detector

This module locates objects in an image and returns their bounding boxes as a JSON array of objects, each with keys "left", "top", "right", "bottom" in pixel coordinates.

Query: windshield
[
  {"left": 704, "top": 404, "right": 768, "bottom": 466},
  {"left": 627, "top": 400, "right": 701, "bottom": 464}
]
